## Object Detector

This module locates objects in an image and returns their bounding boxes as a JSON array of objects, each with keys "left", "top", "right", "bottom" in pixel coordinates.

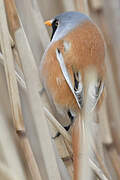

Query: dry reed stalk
[
  {"left": 97, "top": 4, "right": 120, "bottom": 153},
  {"left": 31, "top": 0, "right": 50, "bottom": 50},
  {"left": 88, "top": 8, "right": 113, "bottom": 178},
  {"left": 52, "top": 141, "right": 71, "bottom": 180},
  {"left": 103, "top": 0, "right": 120, "bottom": 89},
  {"left": 96, "top": 97, "right": 112, "bottom": 177},
  {"left": 0, "top": 162, "right": 20, "bottom": 180},
  {"left": 99, "top": 17, "right": 120, "bottom": 179},
  {"left": 19, "top": 136, "right": 42, "bottom": 180},
  {"left": 61, "top": 0, "right": 75, "bottom": 11},
  {"left": 0, "top": 0, "right": 24, "bottom": 133},
  {"left": 74, "top": 0, "right": 89, "bottom": 14},
  {"left": 110, "top": 130, "right": 120, "bottom": 159},
  {"left": 4, "top": 0, "right": 20, "bottom": 39},
  {"left": 94, "top": 148, "right": 110, "bottom": 180},
  {"left": 12, "top": 48, "right": 26, "bottom": 88},
  {"left": 9, "top": 33, "right": 15, "bottom": 47},
  {"left": 89, "top": 160, "right": 108, "bottom": 180},
  {"left": 63, "top": 139, "right": 73, "bottom": 157},
  {"left": 108, "top": 146, "right": 120, "bottom": 179},
  {"left": 12, "top": 47, "right": 22, "bottom": 70},
  {"left": 47, "top": 116, "right": 72, "bottom": 160},
  {"left": 92, "top": 10, "right": 120, "bottom": 179},
  {"left": 89, "top": 0, "right": 103, "bottom": 11},
  {"left": 0, "top": 51, "right": 26, "bottom": 89},
  {"left": 4, "top": 0, "right": 27, "bottom": 87},
  {"left": 0, "top": 0, "right": 42, "bottom": 179},
  {"left": 98, "top": 99, "right": 112, "bottom": 145},
  {"left": 91, "top": 10, "right": 120, "bottom": 179}
]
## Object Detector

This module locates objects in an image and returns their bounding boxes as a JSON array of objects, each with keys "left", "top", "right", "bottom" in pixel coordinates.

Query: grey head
[{"left": 50, "top": 11, "right": 91, "bottom": 42}]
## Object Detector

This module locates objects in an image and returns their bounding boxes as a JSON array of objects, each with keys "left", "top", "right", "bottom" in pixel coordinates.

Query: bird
[{"left": 39, "top": 11, "right": 105, "bottom": 133}]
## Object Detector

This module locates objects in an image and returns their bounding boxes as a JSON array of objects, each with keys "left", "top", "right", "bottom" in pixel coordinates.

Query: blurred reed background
[{"left": 0, "top": 0, "right": 120, "bottom": 179}]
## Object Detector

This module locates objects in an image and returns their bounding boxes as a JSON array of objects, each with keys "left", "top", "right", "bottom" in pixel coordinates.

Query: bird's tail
[
  {"left": 55, "top": 49, "right": 104, "bottom": 179},
  {"left": 79, "top": 67, "right": 102, "bottom": 180}
]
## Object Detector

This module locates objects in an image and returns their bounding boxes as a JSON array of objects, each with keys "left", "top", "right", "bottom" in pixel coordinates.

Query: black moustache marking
[{"left": 50, "top": 19, "right": 58, "bottom": 41}]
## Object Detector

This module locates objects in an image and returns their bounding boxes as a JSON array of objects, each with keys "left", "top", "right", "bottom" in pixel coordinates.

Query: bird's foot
[{"left": 52, "top": 124, "right": 71, "bottom": 139}]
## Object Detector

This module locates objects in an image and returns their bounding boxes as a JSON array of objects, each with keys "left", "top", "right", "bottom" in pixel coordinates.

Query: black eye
[
  {"left": 53, "top": 19, "right": 59, "bottom": 27},
  {"left": 54, "top": 20, "right": 59, "bottom": 26}
]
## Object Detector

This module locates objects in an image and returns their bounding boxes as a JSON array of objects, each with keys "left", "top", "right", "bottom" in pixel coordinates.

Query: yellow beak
[{"left": 44, "top": 20, "right": 53, "bottom": 26}]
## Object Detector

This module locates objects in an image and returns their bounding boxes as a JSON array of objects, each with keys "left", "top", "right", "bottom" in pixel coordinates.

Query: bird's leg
[{"left": 52, "top": 110, "right": 75, "bottom": 139}]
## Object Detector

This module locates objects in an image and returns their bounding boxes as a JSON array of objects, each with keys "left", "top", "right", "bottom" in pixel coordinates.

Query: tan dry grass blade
[
  {"left": 15, "top": 22, "right": 62, "bottom": 180},
  {"left": 61, "top": 0, "right": 75, "bottom": 11},
  {"left": 96, "top": 12, "right": 120, "bottom": 178},
  {"left": 89, "top": 0, "right": 103, "bottom": 11},
  {"left": 0, "top": 162, "right": 21, "bottom": 180},
  {"left": 0, "top": 0, "right": 24, "bottom": 132},
  {"left": 108, "top": 147, "right": 120, "bottom": 179},
  {"left": 0, "top": 51, "right": 26, "bottom": 89},
  {"left": 31, "top": 0, "right": 50, "bottom": 50},
  {"left": 19, "top": 136, "right": 42, "bottom": 180},
  {"left": 74, "top": 0, "right": 89, "bottom": 14},
  {"left": 98, "top": 99, "right": 112, "bottom": 145},
  {"left": 0, "top": 0, "right": 42, "bottom": 179}
]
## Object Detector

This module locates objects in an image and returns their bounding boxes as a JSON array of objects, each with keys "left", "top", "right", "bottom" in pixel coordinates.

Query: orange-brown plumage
[{"left": 40, "top": 20, "right": 105, "bottom": 113}]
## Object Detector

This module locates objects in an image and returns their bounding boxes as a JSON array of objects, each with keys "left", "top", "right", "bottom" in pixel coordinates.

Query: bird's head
[{"left": 45, "top": 11, "right": 90, "bottom": 42}]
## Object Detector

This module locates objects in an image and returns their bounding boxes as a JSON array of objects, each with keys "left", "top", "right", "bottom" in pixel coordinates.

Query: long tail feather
[{"left": 55, "top": 49, "right": 104, "bottom": 180}]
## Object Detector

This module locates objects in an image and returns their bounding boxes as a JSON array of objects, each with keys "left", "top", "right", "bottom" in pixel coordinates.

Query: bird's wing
[
  {"left": 73, "top": 70, "right": 84, "bottom": 108},
  {"left": 56, "top": 48, "right": 82, "bottom": 109},
  {"left": 85, "top": 79, "right": 104, "bottom": 113},
  {"left": 56, "top": 48, "right": 104, "bottom": 112}
]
